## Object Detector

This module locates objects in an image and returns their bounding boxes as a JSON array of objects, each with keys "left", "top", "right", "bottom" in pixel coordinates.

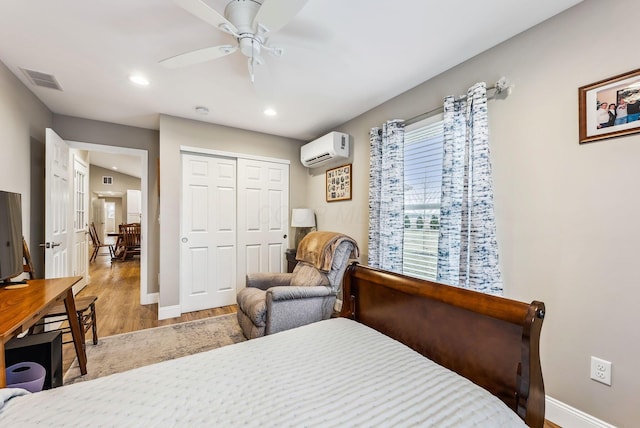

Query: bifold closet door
[
  {"left": 180, "top": 153, "right": 237, "bottom": 313},
  {"left": 237, "top": 159, "right": 289, "bottom": 292}
]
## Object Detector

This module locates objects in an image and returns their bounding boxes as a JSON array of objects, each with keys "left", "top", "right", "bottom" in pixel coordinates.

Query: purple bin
[{"left": 5, "top": 362, "right": 46, "bottom": 393}]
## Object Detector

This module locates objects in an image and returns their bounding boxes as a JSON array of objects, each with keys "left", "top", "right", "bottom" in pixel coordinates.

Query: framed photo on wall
[
  {"left": 579, "top": 68, "right": 640, "bottom": 144},
  {"left": 326, "top": 164, "right": 352, "bottom": 202}
]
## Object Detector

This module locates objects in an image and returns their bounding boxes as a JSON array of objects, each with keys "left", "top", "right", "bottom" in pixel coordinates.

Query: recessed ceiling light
[
  {"left": 264, "top": 108, "right": 277, "bottom": 116},
  {"left": 129, "top": 74, "right": 149, "bottom": 86},
  {"left": 111, "top": 166, "right": 118, "bottom": 170},
  {"left": 195, "top": 106, "right": 209, "bottom": 115}
]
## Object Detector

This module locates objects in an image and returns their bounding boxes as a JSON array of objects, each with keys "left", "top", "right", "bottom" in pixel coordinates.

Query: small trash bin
[{"left": 6, "top": 362, "right": 46, "bottom": 393}]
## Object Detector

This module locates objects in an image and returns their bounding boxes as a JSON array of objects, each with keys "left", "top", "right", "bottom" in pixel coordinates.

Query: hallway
[{"left": 62, "top": 255, "right": 237, "bottom": 371}]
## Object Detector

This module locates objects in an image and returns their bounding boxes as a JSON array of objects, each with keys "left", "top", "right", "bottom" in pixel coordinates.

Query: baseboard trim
[
  {"left": 158, "top": 305, "right": 181, "bottom": 320},
  {"left": 546, "top": 396, "right": 616, "bottom": 428},
  {"left": 141, "top": 292, "right": 159, "bottom": 305}
]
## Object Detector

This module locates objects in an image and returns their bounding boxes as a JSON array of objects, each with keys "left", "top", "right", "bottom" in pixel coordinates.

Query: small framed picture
[
  {"left": 579, "top": 68, "right": 640, "bottom": 144},
  {"left": 326, "top": 164, "right": 352, "bottom": 202}
]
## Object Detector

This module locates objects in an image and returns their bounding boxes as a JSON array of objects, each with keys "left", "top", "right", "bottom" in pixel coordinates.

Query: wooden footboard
[{"left": 340, "top": 263, "right": 546, "bottom": 428}]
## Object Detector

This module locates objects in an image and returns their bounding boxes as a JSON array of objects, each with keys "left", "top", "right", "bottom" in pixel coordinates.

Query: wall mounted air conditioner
[{"left": 300, "top": 132, "right": 350, "bottom": 168}]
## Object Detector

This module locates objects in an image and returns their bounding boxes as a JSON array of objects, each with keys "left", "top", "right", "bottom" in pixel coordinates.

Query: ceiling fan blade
[
  {"left": 160, "top": 45, "right": 237, "bottom": 68},
  {"left": 253, "top": 0, "right": 310, "bottom": 34},
  {"left": 174, "top": 0, "right": 238, "bottom": 34}
]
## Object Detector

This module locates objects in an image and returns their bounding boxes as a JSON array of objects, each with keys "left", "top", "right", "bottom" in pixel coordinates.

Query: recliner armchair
[{"left": 236, "top": 232, "right": 358, "bottom": 339}]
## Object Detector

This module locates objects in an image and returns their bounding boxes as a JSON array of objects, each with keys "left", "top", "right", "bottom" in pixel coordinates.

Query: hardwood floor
[
  {"left": 64, "top": 256, "right": 561, "bottom": 427},
  {"left": 62, "top": 256, "right": 236, "bottom": 371}
]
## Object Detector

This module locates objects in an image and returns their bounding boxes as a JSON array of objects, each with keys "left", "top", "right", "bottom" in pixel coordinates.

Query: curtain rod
[{"left": 405, "top": 77, "right": 512, "bottom": 126}]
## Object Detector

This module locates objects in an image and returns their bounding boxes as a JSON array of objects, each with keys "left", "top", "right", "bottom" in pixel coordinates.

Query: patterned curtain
[
  {"left": 368, "top": 120, "right": 405, "bottom": 272},
  {"left": 437, "top": 82, "right": 503, "bottom": 295}
]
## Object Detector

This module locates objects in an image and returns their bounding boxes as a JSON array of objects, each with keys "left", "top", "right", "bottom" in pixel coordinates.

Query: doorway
[
  {"left": 105, "top": 202, "right": 116, "bottom": 234},
  {"left": 66, "top": 140, "right": 151, "bottom": 306}
]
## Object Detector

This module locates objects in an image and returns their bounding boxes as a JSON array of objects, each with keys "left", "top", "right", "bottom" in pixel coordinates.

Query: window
[
  {"left": 74, "top": 168, "right": 87, "bottom": 231},
  {"left": 403, "top": 115, "right": 444, "bottom": 280}
]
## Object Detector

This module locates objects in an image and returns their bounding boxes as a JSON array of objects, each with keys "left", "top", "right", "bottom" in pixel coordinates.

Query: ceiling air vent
[
  {"left": 102, "top": 176, "right": 113, "bottom": 185},
  {"left": 20, "top": 68, "right": 63, "bottom": 90}
]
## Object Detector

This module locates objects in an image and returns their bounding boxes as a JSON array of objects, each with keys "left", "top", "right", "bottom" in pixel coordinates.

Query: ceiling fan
[{"left": 161, "top": 0, "right": 310, "bottom": 82}]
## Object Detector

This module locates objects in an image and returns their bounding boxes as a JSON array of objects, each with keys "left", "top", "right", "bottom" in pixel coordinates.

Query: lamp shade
[{"left": 291, "top": 208, "right": 316, "bottom": 227}]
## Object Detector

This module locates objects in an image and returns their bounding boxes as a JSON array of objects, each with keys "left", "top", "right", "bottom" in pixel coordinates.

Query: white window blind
[{"left": 403, "top": 117, "right": 444, "bottom": 280}]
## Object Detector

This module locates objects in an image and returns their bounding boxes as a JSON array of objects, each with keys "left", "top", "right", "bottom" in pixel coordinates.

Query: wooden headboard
[{"left": 339, "top": 263, "right": 546, "bottom": 428}]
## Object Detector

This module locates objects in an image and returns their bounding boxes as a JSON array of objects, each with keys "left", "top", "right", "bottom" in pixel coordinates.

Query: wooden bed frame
[{"left": 339, "top": 263, "right": 546, "bottom": 428}]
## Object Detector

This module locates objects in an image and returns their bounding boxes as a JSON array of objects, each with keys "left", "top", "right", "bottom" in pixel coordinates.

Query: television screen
[{"left": 0, "top": 190, "right": 23, "bottom": 282}]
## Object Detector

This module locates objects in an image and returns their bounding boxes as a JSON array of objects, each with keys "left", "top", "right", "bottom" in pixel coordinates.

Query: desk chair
[
  {"left": 37, "top": 296, "right": 99, "bottom": 346},
  {"left": 23, "top": 239, "right": 99, "bottom": 346},
  {"left": 22, "top": 237, "right": 35, "bottom": 279}
]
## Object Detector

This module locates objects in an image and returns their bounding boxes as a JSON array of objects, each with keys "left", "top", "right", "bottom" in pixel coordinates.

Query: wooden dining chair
[
  {"left": 89, "top": 222, "right": 114, "bottom": 262},
  {"left": 120, "top": 223, "right": 141, "bottom": 260},
  {"left": 111, "top": 224, "right": 125, "bottom": 259}
]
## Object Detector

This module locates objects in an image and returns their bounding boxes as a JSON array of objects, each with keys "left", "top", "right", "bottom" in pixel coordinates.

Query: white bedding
[{"left": 0, "top": 318, "right": 526, "bottom": 427}]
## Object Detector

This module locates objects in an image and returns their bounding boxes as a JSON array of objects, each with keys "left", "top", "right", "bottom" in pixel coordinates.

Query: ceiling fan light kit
[
  {"left": 224, "top": 0, "right": 261, "bottom": 35},
  {"left": 163, "top": 0, "right": 309, "bottom": 82}
]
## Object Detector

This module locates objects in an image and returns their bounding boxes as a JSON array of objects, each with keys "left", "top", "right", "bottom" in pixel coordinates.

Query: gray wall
[
  {"left": 89, "top": 164, "right": 141, "bottom": 196},
  {"left": 0, "top": 61, "right": 52, "bottom": 277},
  {"left": 311, "top": 0, "right": 637, "bottom": 425},
  {"left": 89, "top": 164, "right": 141, "bottom": 228},
  {"left": 158, "top": 114, "right": 307, "bottom": 308},
  {"left": 52, "top": 115, "right": 160, "bottom": 294}
]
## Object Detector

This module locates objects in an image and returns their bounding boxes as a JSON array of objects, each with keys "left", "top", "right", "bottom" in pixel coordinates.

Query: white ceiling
[
  {"left": 0, "top": 0, "right": 582, "bottom": 142},
  {"left": 90, "top": 152, "right": 142, "bottom": 179}
]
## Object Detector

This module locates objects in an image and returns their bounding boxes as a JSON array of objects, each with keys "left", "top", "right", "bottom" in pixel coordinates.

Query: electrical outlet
[{"left": 590, "top": 356, "right": 612, "bottom": 386}]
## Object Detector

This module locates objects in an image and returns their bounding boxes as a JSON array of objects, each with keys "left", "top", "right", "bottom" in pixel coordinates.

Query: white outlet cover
[{"left": 590, "top": 356, "right": 612, "bottom": 386}]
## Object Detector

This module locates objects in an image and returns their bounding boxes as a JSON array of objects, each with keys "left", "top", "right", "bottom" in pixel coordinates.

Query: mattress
[{"left": 0, "top": 318, "right": 526, "bottom": 427}]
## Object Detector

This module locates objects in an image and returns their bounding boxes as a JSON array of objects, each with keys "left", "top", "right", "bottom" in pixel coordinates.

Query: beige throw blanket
[{"left": 296, "top": 231, "right": 359, "bottom": 272}]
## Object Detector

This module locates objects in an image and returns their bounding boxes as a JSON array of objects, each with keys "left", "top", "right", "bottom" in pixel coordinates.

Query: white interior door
[
  {"left": 45, "top": 128, "right": 71, "bottom": 279},
  {"left": 237, "top": 159, "right": 289, "bottom": 291},
  {"left": 180, "top": 153, "right": 237, "bottom": 312},
  {"left": 92, "top": 198, "right": 106, "bottom": 239},
  {"left": 105, "top": 202, "right": 116, "bottom": 233},
  {"left": 126, "top": 189, "right": 142, "bottom": 223},
  {"left": 72, "top": 155, "right": 89, "bottom": 290}
]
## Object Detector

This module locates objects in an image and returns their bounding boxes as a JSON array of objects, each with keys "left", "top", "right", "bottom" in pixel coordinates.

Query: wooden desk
[{"left": 0, "top": 276, "right": 87, "bottom": 387}]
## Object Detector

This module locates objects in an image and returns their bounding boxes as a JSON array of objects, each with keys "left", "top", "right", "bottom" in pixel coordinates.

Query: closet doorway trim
[{"left": 180, "top": 145, "right": 291, "bottom": 166}]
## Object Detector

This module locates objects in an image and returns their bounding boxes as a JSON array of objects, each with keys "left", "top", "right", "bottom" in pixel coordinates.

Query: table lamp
[{"left": 291, "top": 208, "right": 316, "bottom": 250}]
